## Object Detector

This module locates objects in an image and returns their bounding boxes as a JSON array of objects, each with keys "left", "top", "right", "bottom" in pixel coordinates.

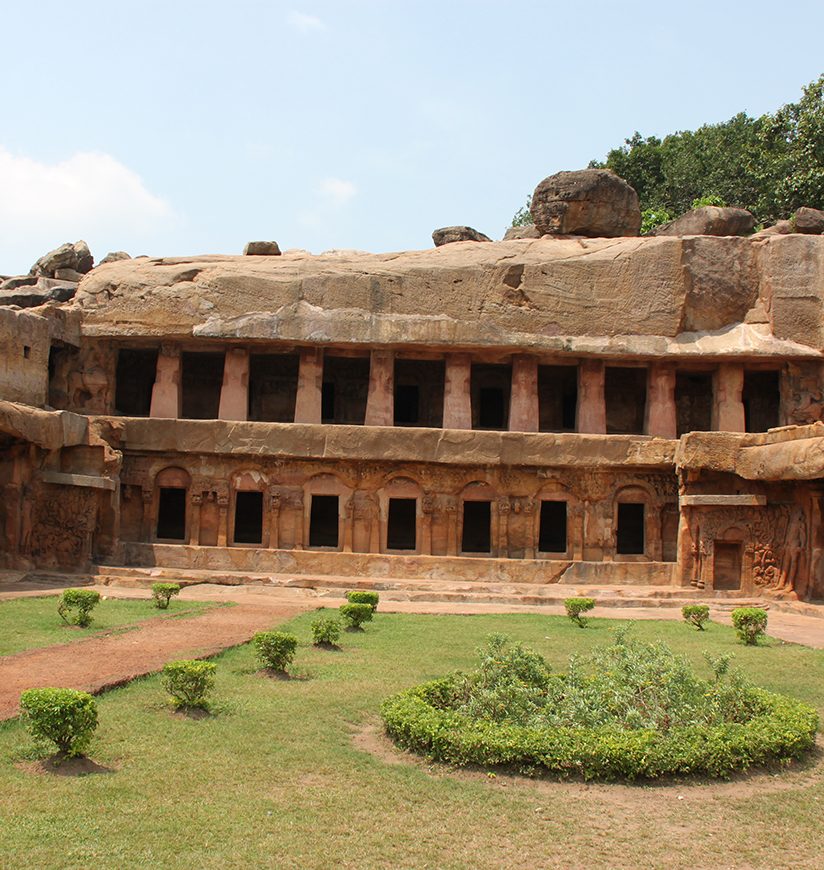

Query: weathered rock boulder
[
  {"left": 243, "top": 241, "right": 282, "bottom": 256},
  {"left": 99, "top": 251, "right": 132, "bottom": 265},
  {"left": 1, "top": 275, "right": 38, "bottom": 291},
  {"left": 432, "top": 226, "right": 492, "bottom": 246},
  {"left": 30, "top": 241, "right": 93, "bottom": 277},
  {"left": 794, "top": 207, "right": 824, "bottom": 235},
  {"left": 530, "top": 169, "right": 641, "bottom": 238},
  {"left": 654, "top": 206, "right": 755, "bottom": 237},
  {"left": 751, "top": 220, "right": 794, "bottom": 239},
  {"left": 0, "top": 277, "right": 78, "bottom": 308},
  {"left": 503, "top": 225, "right": 541, "bottom": 241}
]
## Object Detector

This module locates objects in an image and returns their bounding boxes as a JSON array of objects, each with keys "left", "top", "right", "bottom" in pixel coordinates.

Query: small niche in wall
[
  {"left": 387, "top": 498, "right": 417, "bottom": 550},
  {"left": 539, "top": 500, "right": 567, "bottom": 553},
  {"left": 156, "top": 487, "right": 186, "bottom": 541},
  {"left": 616, "top": 503, "right": 645, "bottom": 555},
  {"left": 462, "top": 501, "right": 492, "bottom": 553},
  {"left": 234, "top": 491, "right": 263, "bottom": 545},
  {"left": 23, "top": 345, "right": 31, "bottom": 359},
  {"left": 309, "top": 494, "right": 339, "bottom": 548}
]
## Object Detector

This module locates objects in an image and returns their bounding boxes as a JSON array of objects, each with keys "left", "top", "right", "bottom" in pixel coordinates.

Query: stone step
[{"left": 86, "top": 564, "right": 767, "bottom": 611}]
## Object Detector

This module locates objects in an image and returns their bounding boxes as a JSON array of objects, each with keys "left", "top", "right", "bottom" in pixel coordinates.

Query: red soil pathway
[{"left": 0, "top": 599, "right": 306, "bottom": 720}]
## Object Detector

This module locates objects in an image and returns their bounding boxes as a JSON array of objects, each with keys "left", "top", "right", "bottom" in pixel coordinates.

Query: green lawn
[
  {"left": 0, "top": 595, "right": 213, "bottom": 656},
  {"left": 2, "top": 611, "right": 824, "bottom": 869}
]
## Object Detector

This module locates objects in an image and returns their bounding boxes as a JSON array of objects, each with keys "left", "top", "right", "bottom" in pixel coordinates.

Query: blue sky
[{"left": 1, "top": 1, "right": 822, "bottom": 275}]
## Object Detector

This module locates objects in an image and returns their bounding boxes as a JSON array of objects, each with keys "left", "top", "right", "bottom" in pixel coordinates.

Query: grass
[
  {"left": 0, "top": 595, "right": 213, "bottom": 656},
  {"left": 1, "top": 611, "right": 824, "bottom": 869}
]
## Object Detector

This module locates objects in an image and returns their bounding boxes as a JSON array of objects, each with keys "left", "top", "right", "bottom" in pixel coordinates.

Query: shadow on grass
[
  {"left": 257, "top": 668, "right": 311, "bottom": 682},
  {"left": 313, "top": 641, "right": 343, "bottom": 652},
  {"left": 17, "top": 754, "right": 115, "bottom": 777}
]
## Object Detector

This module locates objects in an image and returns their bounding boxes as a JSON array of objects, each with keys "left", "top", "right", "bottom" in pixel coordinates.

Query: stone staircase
[{"left": 76, "top": 563, "right": 774, "bottom": 612}]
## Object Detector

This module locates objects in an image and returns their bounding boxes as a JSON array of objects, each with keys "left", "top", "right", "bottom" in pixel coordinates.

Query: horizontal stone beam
[
  {"left": 41, "top": 470, "right": 117, "bottom": 491},
  {"left": 680, "top": 494, "right": 766, "bottom": 507}
]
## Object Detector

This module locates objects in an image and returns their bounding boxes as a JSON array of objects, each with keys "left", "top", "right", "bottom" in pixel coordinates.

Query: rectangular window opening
[
  {"left": 539, "top": 501, "right": 568, "bottom": 553},
  {"left": 248, "top": 353, "right": 299, "bottom": 422},
  {"left": 616, "top": 503, "right": 645, "bottom": 555},
  {"left": 538, "top": 365, "right": 578, "bottom": 432},
  {"left": 743, "top": 370, "right": 780, "bottom": 433},
  {"left": 387, "top": 498, "right": 417, "bottom": 550},
  {"left": 605, "top": 367, "right": 647, "bottom": 435},
  {"left": 471, "top": 363, "right": 511, "bottom": 431},
  {"left": 233, "top": 491, "right": 263, "bottom": 545},
  {"left": 462, "top": 501, "right": 491, "bottom": 553},
  {"left": 309, "top": 495, "right": 339, "bottom": 548},
  {"left": 675, "top": 371, "right": 713, "bottom": 436},
  {"left": 394, "top": 359, "right": 445, "bottom": 427},
  {"left": 115, "top": 348, "right": 159, "bottom": 417},
  {"left": 321, "top": 356, "right": 369, "bottom": 424},
  {"left": 394, "top": 385, "right": 420, "bottom": 426},
  {"left": 23, "top": 345, "right": 31, "bottom": 359},
  {"left": 181, "top": 351, "right": 225, "bottom": 420},
  {"left": 156, "top": 487, "right": 186, "bottom": 541}
]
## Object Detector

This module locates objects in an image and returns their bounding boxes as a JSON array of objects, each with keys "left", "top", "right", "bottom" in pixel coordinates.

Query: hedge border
[{"left": 380, "top": 680, "right": 818, "bottom": 781}]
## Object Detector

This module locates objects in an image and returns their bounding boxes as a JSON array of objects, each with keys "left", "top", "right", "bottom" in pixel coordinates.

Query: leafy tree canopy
[{"left": 512, "top": 75, "right": 824, "bottom": 228}]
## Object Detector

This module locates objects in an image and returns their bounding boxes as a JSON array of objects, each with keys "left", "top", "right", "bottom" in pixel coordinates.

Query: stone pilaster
[
  {"left": 443, "top": 353, "right": 472, "bottom": 430},
  {"left": 577, "top": 360, "right": 606, "bottom": 434},
  {"left": 508, "top": 355, "right": 539, "bottom": 432},
  {"left": 149, "top": 343, "right": 181, "bottom": 419},
  {"left": 645, "top": 364, "right": 677, "bottom": 438},
  {"left": 218, "top": 347, "right": 249, "bottom": 421},
  {"left": 365, "top": 350, "right": 394, "bottom": 426},
  {"left": 714, "top": 363, "right": 746, "bottom": 432},
  {"left": 294, "top": 348, "right": 323, "bottom": 424}
]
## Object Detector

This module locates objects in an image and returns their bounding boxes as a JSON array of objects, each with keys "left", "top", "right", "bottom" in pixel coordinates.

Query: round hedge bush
[{"left": 380, "top": 634, "right": 818, "bottom": 781}]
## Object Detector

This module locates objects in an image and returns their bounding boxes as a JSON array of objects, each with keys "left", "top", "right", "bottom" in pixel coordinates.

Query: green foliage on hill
[{"left": 590, "top": 75, "right": 824, "bottom": 226}]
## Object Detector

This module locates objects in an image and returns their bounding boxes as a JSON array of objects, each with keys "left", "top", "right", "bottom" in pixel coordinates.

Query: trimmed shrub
[
  {"left": 564, "top": 597, "right": 595, "bottom": 627},
  {"left": 162, "top": 660, "right": 216, "bottom": 709},
  {"left": 57, "top": 588, "right": 101, "bottom": 627},
  {"left": 731, "top": 608, "right": 768, "bottom": 645},
  {"left": 311, "top": 616, "right": 342, "bottom": 647},
  {"left": 346, "top": 590, "right": 379, "bottom": 612},
  {"left": 682, "top": 604, "right": 710, "bottom": 631},
  {"left": 253, "top": 631, "right": 298, "bottom": 673},
  {"left": 380, "top": 633, "right": 818, "bottom": 780},
  {"left": 151, "top": 582, "right": 181, "bottom": 609},
  {"left": 20, "top": 688, "right": 98, "bottom": 757},
  {"left": 340, "top": 602, "right": 373, "bottom": 630}
]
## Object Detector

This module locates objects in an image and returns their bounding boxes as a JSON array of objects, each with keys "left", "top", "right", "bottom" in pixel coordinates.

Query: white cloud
[
  {"left": 318, "top": 177, "right": 357, "bottom": 205},
  {"left": 0, "top": 147, "right": 174, "bottom": 275},
  {"left": 288, "top": 11, "right": 324, "bottom": 32},
  {"left": 298, "top": 176, "right": 358, "bottom": 229}
]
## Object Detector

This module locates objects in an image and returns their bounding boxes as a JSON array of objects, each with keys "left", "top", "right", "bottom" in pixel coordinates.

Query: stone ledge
[
  {"left": 680, "top": 494, "right": 767, "bottom": 506},
  {"left": 40, "top": 470, "right": 117, "bottom": 491}
]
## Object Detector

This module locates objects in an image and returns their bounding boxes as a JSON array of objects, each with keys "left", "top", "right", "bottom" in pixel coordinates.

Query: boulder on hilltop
[
  {"left": 530, "top": 169, "right": 641, "bottom": 238},
  {"left": 432, "top": 226, "right": 492, "bottom": 246}
]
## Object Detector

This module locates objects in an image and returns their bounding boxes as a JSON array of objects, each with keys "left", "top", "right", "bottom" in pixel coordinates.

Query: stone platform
[{"left": 118, "top": 542, "right": 677, "bottom": 586}]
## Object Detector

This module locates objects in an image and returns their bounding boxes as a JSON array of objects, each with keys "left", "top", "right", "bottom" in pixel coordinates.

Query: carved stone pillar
[
  {"left": 577, "top": 360, "right": 606, "bottom": 434},
  {"left": 218, "top": 347, "right": 249, "bottom": 421},
  {"left": 294, "top": 493, "right": 305, "bottom": 549},
  {"left": 508, "top": 355, "right": 539, "bottom": 432},
  {"left": 141, "top": 488, "right": 153, "bottom": 542},
  {"left": 365, "top": 350, "right": 394, "bottom": 426},
  {"left": 446, "top": 500, "right": 459, "bottom": 556},
  {"left": 714, "top": 363, "right": 746, "bottom": 432},
  {"left": 268, "top": 493, "right": 281, "bottom": 550},
  {"left": 497, "top": 498, "right": 511, "bottom": 557},
  {"left": 294, "top": 348, "right": 323, "bottom": 424},
  {"left": 216, "top": 490, "right": 229, "bottom": 547},
  {"left": 421, "top": 493, "right": 434, "bottom": 555},
  {"left": 443, "top": 354, "right": 472, "bottom": 430},
  {"left": 645, "top": 364, "right": 677, "bottom": 438},
  {"left": 149, "top": 343, "right": 181, "bottom": 419},
  {"left": 523, "top": 499, "right": 536, "bottom": 560},
  {"left": 343, "top": 496, "right": 355, "bottom": 553},
  {"left": 188, "top": 492, "right": 202, "bottom": 546}
]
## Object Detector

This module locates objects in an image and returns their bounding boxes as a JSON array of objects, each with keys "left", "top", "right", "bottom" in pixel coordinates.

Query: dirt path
[{"left": 0, "top": 600, "right": 307, "bottom": 720}]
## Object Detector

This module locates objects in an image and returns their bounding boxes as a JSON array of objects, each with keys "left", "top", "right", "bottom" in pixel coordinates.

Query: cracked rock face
[
  {"left": 67, "top": 235, "right": 824, "bottom": 357},
  {"left": 530, "top": 169, "right": 641, "bottom": 238}
]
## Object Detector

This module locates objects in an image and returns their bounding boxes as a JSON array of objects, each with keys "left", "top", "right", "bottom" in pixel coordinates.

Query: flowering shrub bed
[{"left": 381, "top": 632, "right": 817, "bottom": 780}]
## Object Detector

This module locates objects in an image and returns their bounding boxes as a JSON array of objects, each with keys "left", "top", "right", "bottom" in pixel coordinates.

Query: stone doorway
[
  {"left": 156, "top": 487, "right": 186, "bottom": 541},
  {"left": 233, "top": 491, "right": 263, "bottom": 545},
  {"left": 387, "top": 498, "right": 416, "bottom": 550},
  {"left": 462, "top": 501, "right": 491, "bottom": 553},
  {"left": 714, "top": 542, "right": 742, "bottom": 590},
  {"left": 309, "top": 495, "right": 339, "bottom": 548}
]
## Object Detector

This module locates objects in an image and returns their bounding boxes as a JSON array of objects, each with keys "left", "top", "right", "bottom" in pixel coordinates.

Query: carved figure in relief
[{"left": 777, "top": 508, "right": 808, "bottom": 596}]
